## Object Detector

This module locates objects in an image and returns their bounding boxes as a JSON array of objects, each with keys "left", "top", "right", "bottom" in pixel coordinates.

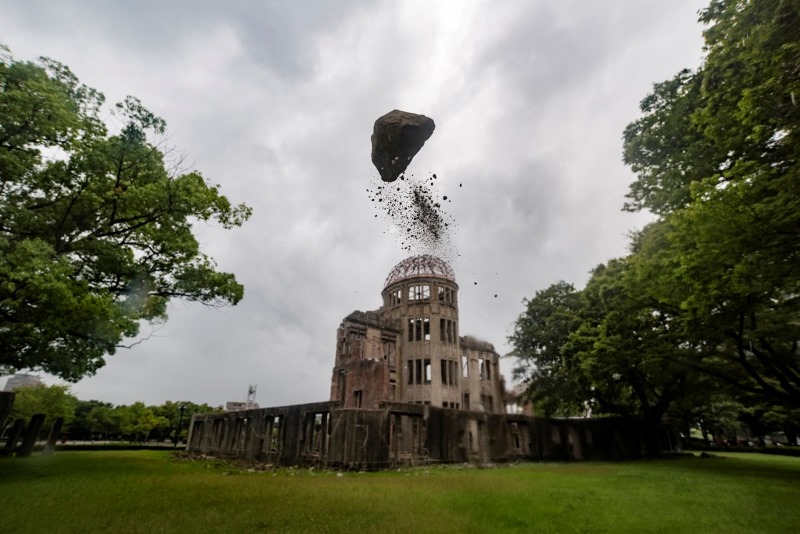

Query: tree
[
  {"left": 151, "top": 400, "right": 219, "bottom": 442},
  {"left": 511, "top": 261, "right": 702, "bottom": 454},
  {"left": 85, "top": 404, "right": 121, "bottom": 440},
  {"left": 0, "top": 48, "right": 251, "bottom": 380},
  {"left": 624, "top": 0, "right": 800, "bottom": 217},
  {"left": 69, "top": 399, "right": 114, "bottom": 440},
  {"left": 512, "top": 0, "right": 800, "bottom": 452},
  {"left": 116, "top": 402, "right": 168, "bottom": 443},
  {"left": 573, "top": 260, "right": 702, "bottom": 453},
  {"left": 622, "top": 70, "right": 723, "bottom": 215},
  {"left": 7, "top": 383, "right": 78, "bottom": 437},
  {"left": 630, "top": 179, "right": 800, "bottom": 407},
  {"left": 622, "top": 0, "right": 800, "bottom": 409},
  {"left": 509, "top": 281, "right": 586, "bottom": 416}
]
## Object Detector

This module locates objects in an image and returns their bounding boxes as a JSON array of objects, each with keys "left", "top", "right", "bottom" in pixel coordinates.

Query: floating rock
[{"left": 371, "top": 109, "right": 435, "bottom": 182}]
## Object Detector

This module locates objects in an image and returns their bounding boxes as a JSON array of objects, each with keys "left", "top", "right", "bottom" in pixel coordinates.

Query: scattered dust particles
[{"left": 366, "top": 171, "right": 458, "bottom": 262}]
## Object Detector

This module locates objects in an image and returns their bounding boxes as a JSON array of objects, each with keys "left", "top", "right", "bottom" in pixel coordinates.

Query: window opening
[
  {"left": 409, "top": 317, "right": 430, "bottom": 342},
  {"left": 437, "top": 286, "right": 454, "bottom": 303},
  {"left": 338, "top": 371, "right": 346, "bottom": 402},
  {"left": 408, "top": 285, "right": 430, "bottom": 301},
  {"left": 270, "top": 416, "right": 282, "bottom": 452},
  {"left": 480, "top": 359, "right": 492, "bottom": 380}
]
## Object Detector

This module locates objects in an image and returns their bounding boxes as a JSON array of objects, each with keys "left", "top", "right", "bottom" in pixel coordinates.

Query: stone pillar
[
  {"left": 0, "top": 391, "right": 15, "bottom": 431},
  {"left": 17, "top": 414, "right": 46, "bottom": 457},
  {"left": 1, "top": 419, "right": 24, "bottom": 456},
  {"left": 42, "top": 417, "right": 65, "bottom": 456}
]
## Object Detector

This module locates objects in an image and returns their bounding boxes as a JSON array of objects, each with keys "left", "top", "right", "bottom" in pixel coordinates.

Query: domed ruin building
[
  {"left": 331, "top": 255, "right": 504, "bottom": 412},
  {"left": 186, "top": 256, "right": 679, "bottom": 468}
]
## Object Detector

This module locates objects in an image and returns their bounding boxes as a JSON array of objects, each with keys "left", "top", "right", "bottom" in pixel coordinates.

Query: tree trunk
[{"left": 641, "top": 420, "right": 665, "bottom": 456}]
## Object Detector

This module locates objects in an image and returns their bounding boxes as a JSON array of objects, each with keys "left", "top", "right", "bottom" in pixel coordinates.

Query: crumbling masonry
[{"left": 187, "top": 255, "right": 677, "bottom": 468}]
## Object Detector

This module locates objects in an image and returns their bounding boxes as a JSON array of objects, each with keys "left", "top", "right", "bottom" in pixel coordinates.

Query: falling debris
[
  {"left": 366, "top": 172, "right": 458, "bottom": 258},
  {"left": 371, "top": 110, "right": 435, "bottom": 182}
]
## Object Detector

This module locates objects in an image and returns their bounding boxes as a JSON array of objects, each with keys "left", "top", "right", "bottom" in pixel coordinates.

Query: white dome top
[{"left": 384, "top": 255, "right": 456, "bottom": 288}]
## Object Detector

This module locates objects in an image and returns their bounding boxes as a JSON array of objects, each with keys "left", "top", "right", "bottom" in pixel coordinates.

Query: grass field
[{"left": 1, "top": 451, "right": 799, "bottom": 533}]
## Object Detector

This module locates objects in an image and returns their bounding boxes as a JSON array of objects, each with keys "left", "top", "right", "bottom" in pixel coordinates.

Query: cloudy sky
[{"left": 1, "top": 0, "right": 709, "bottom": 408}]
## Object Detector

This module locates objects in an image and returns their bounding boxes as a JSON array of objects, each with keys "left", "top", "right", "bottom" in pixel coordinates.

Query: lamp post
[{"left": 174, "top": 404, "right": 187, "bottom": 448}]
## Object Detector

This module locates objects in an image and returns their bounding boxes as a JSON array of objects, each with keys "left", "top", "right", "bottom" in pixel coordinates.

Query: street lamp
[{"left": 174, "top": 404, "right": 187, "bottom": 448}]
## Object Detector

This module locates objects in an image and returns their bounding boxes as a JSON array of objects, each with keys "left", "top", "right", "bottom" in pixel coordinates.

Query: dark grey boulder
[{"left": 371, "top": 109, "right": 435, "bottom": 182}]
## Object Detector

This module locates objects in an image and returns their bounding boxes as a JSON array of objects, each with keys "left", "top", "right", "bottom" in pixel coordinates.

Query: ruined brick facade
[{"left": 330, "top": 255, "right": 505, "bottom": 413}]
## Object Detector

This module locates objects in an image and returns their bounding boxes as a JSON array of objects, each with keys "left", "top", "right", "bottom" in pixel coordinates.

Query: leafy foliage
[
  {"left": 513, "top": 0, "right": 800, "bottom": 444},
  {"left": 7, "top": 383, "right": 78, "bottom": 437},
  {"left": 0, "top": 49, "right": 251, "bottom": 380},
  {"left": 511, "top": 261, "right": 700, "bottom": 452},
  {"left": 624, "top": 0, "right": 800, "bottom": 408},
  {"left": 4, "top": 388, "right": 221, "bottom": 443},
  {"left": 68, "top": 399, "right": 114, "bottom": 440},
  {"left": 509, "top": 281, "right": 585, "bottom": 416}
]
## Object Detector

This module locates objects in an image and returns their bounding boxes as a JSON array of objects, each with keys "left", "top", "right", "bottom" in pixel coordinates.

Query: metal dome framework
[{"left": 383, "top": 255, "right": 456, "bottom": 288}]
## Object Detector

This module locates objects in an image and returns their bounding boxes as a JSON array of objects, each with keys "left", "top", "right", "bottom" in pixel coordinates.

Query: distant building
[
  {"left": 3, "top": 373, "right": 42, "bottom": 392},
  {"left": 225, "top": 401, "right": 260, "bottom": 412}
]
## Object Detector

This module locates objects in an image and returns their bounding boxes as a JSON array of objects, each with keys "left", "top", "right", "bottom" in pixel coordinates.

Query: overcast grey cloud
[{"left": 0, "top": 0, "right": 708, "bottom": 408}]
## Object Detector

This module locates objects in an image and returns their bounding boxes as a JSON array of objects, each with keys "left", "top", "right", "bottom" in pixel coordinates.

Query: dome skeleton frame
[{"left": 383, "top": 254, "right": 456, "bottom": 288}]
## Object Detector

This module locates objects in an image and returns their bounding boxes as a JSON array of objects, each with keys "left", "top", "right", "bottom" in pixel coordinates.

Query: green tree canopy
[
  {"left": 69, "top": 399, "right": 113, "bottom": 440},
  {"left": 511, "top": 0, "right": 800, "bottom": 448},
  {"left": 115, "top": 401, "right": 168, "bottom": 443},
  {"left": 623, "top": 0, "right": 799, "bottom": 217},
  {"left": 8, "top": 383, "right": 78, "bottom": 432},
  {"left": 509, "top": 281, "right": 585, "bottom": 416},
  {"left": 510, "top": 261, "right": 700, "bottom": 453},
  {"left": 623, "top": 0, "right": 800, "bottom": 408},
  {"left": 0, "top": 48, "right": 251, "bottom": 380}
]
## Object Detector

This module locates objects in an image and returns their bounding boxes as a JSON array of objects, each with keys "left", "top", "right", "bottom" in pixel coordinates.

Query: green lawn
[{"left": 1, "top": 451, "right": 798, "bottom": 533}]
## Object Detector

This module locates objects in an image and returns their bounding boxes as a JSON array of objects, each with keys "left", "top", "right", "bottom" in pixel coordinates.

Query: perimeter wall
[{"left": 187, "top": 401, "right": 679, "bottom": 469}]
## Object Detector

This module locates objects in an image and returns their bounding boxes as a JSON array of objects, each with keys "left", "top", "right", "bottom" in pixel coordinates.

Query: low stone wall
[{"left": 187, "top": 401, "right": 677, "bottom": 469}]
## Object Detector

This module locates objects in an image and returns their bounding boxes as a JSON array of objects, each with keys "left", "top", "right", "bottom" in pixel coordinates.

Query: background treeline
[
  {"left": 4, "top": 383, "right": 219, "bottom": 442},
  {"left": 510, "top": 0, "right": 800, "bottom": 451}
]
